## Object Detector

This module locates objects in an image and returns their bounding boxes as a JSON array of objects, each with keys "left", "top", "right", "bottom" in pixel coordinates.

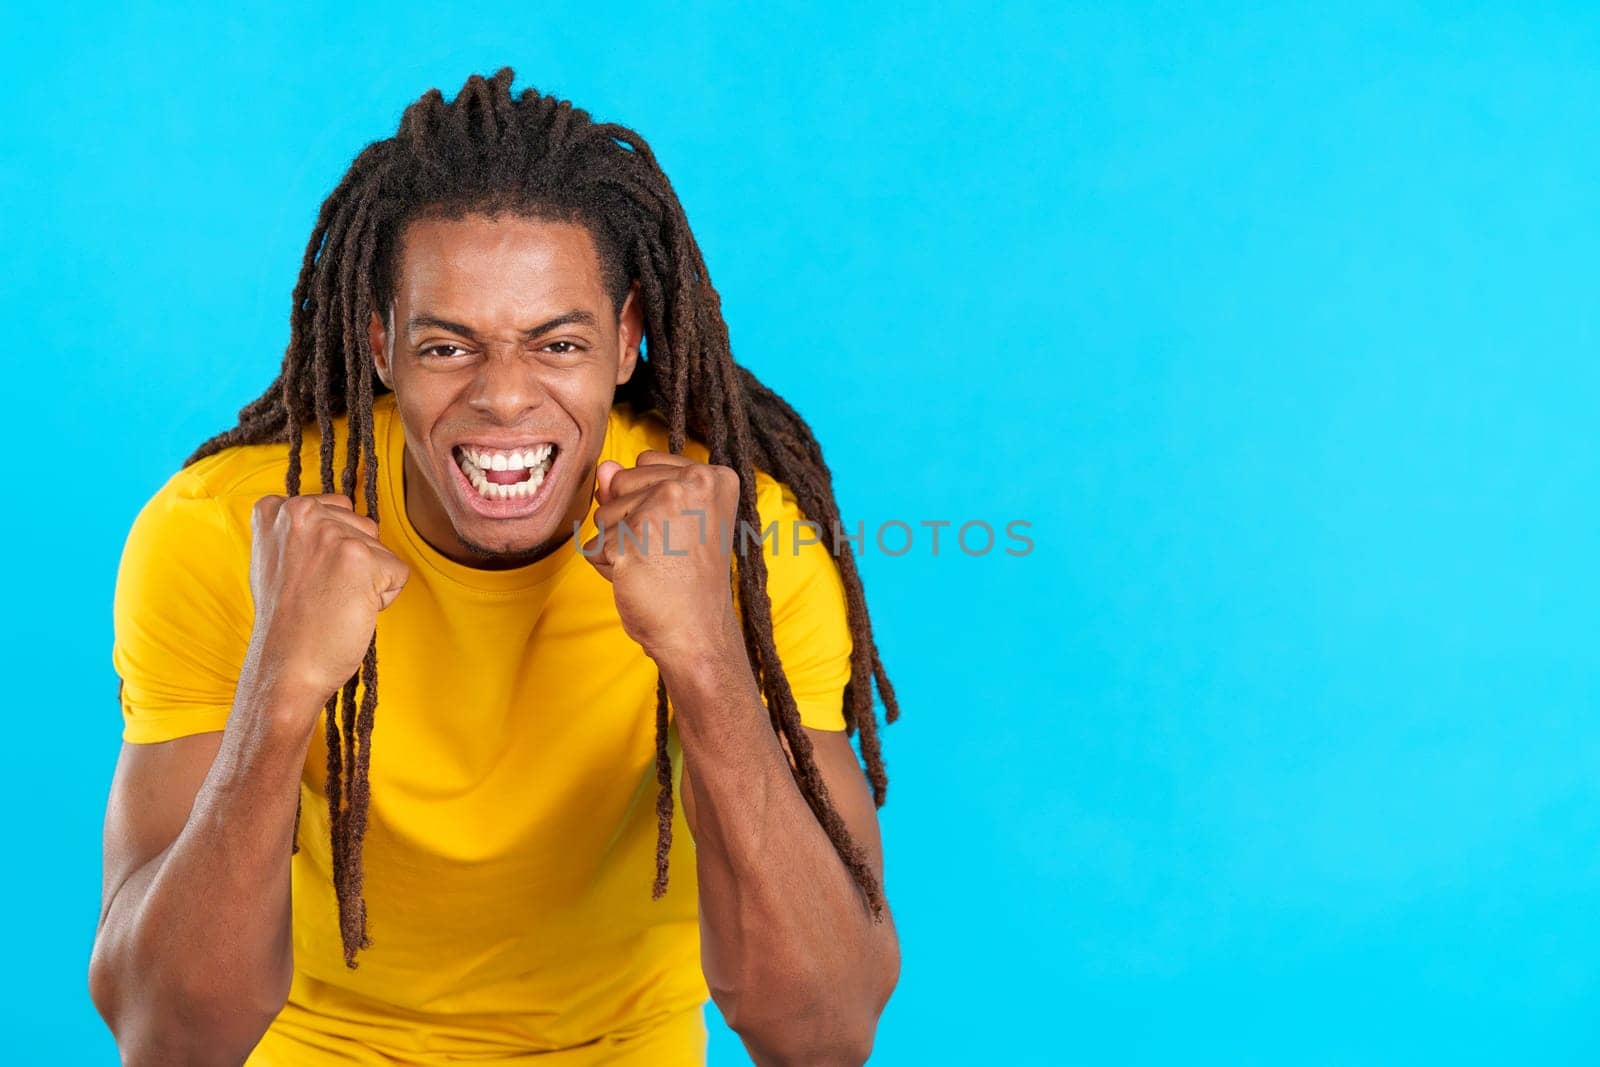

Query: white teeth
[
  {"left": 459, "top": 444, "right": 554, "bottom": 473},
  {"left": 455, "top": 445, "right": 554, "bottom": 503}
]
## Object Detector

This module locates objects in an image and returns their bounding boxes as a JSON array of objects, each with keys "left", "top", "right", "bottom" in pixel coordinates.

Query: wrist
[
  {"left": 646, "top": 601, "right": 748, "bottom": 688},
  {"left": 236, "top": 652, "right": 332, "bottom": 741},
  {"left": 214, "top": 674, "right": 323, "bottom": 789}
]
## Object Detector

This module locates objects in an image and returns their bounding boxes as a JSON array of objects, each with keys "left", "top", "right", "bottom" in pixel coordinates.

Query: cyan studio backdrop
[{"left": 6, "top": 3, "right": 1597, "bottom": 1064}]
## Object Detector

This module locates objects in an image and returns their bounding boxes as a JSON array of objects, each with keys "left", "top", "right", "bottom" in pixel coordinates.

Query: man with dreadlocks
[{"left": 89, "top": 69, "right": 900, "bottom": 1066}]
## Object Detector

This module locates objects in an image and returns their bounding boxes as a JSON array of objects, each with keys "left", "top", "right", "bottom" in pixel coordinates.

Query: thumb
[
  {"left": 377, "top": 576, "right": 407, "bottom": 611},
  {"left": 375, "top": 551, "right": 410, "bottom": 611},
  {"left": 595, "top": 459, "right": 623, "bottom": 504}
]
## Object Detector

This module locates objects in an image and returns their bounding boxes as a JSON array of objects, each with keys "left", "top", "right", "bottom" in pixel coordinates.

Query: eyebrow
[{"left": 405, "top": 309, "right": 599, "bottom": 340}]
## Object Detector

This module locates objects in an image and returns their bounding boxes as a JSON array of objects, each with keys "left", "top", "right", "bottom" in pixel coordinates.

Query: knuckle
[
  {"left": 283, "top": 494, "right": 318, "bottom": 523},
  {"left": 251, "top": 495, "right": 283, "bottom": 533},
  {"left": 335, "top": 537, "right": 368, "bottom": 564}
]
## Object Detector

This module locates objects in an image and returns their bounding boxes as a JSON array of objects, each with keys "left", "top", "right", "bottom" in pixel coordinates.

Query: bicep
[{"left": 98, "top": 730, "right": 225, "bottom": 930}]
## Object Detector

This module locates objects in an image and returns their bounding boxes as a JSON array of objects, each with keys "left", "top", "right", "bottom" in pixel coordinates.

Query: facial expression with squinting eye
[{"left": 369, "top": 213, "right": 643, "bottom": 568}]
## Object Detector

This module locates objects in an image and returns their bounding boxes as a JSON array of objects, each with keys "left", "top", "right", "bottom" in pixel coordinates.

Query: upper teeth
[
  {"left": 459, "top": 445, "right": 554, "bottom": 471},
  {"left": 455, "top": 444, "right": 558, "bottom": 502}
]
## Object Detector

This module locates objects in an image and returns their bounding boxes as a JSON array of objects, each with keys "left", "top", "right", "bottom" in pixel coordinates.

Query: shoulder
[
  {"left": 179, "top": 442, "right": 294, "bottom": 501},
  {"left": 124, "top": 447, "right": 278, "bottom": 563},
  {"left": 116, "top": 412, "right": 360, "bottom": 617},
  {"left": 135, "top": 408, "right": 357, "bottom": 539},
  {"left": 178, "top": 403, "right": 358, "bottom": 504}
]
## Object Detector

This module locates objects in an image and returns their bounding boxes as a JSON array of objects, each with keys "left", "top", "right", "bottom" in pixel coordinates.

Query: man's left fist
[{"left": 582, "top": 450, "right": 742, "bottom": 664}]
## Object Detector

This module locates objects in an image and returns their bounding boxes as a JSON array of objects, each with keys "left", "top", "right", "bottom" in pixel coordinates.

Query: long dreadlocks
[{"left": 184, "top": 68, "right": 900, "bottom": 968}]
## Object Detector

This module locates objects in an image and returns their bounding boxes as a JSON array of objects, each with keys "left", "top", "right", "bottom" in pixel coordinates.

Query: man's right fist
[{"left": 245, "top": 493, "right": 411, "bottom": 710}]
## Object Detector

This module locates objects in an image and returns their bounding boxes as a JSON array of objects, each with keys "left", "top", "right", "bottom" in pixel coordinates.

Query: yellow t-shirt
[{"left": 111, "top": 390, "right": 853, "bottom": 1065}]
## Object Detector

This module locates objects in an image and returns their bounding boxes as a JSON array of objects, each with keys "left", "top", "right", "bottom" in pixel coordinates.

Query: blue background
[{"left": 6, "top": 2, "right": 1598, "bottom": 1063}]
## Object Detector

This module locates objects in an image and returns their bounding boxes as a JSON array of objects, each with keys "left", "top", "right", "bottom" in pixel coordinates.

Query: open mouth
[{"left": 452, "top": 443, "right": 559, "bottom": 501}]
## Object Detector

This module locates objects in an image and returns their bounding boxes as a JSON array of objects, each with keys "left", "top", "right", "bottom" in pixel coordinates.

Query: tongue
[{"left": 485, "top": 468, "right": 530, "bottom": 485}]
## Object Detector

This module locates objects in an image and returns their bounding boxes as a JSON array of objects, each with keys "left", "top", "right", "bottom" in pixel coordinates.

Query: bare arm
[
  {"left": 91, "top": 491, "right": 410, "bottom": 1065},
  {"left": 88, "top": 678, "right": 321, "bottom": 1066},
  {"left": 582, "top": 452, "right": 899, "bottom": 1065},
  {"left": 668, "top": 623, "right": 900, "bottom": 1067}
]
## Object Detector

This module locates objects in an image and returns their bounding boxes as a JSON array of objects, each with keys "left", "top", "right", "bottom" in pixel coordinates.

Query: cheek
[
  {"left": 547, "top": 366, "right": 618, "bottom": 427},
  {"left": 395, "top": 392, "right": 453, "bottom": 468}
]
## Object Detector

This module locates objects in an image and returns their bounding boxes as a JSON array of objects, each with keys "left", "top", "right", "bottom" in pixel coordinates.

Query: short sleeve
[
  {"left": 743, "top": 476, "right": 854, "bottom": 732},
  {"left": 112, "top": 476, "right": 255, "bottom": 744}
]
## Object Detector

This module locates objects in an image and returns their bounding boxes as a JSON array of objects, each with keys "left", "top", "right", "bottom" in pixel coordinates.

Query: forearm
[
  {"left": 91, "top": 674, "right": 318, "bottom": 1064},
  {"left": 658, "top": 621, "right": 895, "bottom": 1065}
]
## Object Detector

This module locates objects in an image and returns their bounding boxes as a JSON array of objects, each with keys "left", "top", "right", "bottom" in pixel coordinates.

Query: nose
[{"left": 465, "top": 350, "right": 546, "bottom": 424}]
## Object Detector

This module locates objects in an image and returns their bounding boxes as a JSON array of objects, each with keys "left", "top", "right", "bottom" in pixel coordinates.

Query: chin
[
  {"left": 449, "top": 510, "right": 568, "bottom": 559},
  {"left": 445, "top": 489, "right": 585, "bottom": 565}
]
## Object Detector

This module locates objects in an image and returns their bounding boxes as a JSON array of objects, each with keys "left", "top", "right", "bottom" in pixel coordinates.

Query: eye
[
  {"left": 422, "top": 343, "right": 469, "bottom": 359},
  {"left": 544, "top": 340, "right": 582, "bottom": 355}
]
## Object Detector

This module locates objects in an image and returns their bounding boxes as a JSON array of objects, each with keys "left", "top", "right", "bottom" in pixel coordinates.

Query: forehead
[{"left": 391, "top": 213, "right": 605, "bottom": 315}]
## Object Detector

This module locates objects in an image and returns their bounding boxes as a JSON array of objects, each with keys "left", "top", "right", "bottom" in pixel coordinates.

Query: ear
[
  {"left": 368, "top": 307, "right": 394, "bottom": 389},
  {"left": 616, "top": 281, "right": 643, "bottom": 386}
]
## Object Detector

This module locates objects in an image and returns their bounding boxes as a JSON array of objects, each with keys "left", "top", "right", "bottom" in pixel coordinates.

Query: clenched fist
[
  {"left": 582, "top": 451, "right": 741, "bottom": 665},
  {"left": 244, "top": 493, "right": 410, "bottom": 717}
]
